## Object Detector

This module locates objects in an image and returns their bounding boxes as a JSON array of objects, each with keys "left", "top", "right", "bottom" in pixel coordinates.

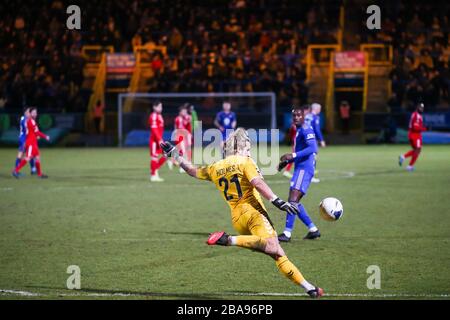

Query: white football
[{"left": 319, "top": 197, "right": 343, "bottom": 221}]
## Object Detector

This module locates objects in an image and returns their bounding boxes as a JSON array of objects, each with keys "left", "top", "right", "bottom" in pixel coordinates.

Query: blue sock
[
  {"left": 284, "top": 213, "right": 296, "bottom": 233},
  {"left": 15, "top": 158, "right": 20, "bottom": 168},
  {"left": 30, "top": 158, "right": 36, "bottom": 171},
  {"left": 297, "top": 203, "right": 316, "bottom": 230}
]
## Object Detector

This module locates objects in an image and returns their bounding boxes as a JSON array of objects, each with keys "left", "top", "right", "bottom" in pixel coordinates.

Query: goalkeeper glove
[
  {"left": 160, "top": 141, "right": 181, "bottom": 161},
  {"left": 277, "top": 153, "right": 294, "bottom": 172},
  {"left": 277, "top": 160, "right": 289, "bottom": 172},
  {"left": 271, "top": 197, "right": 299, "bottom": 215}
]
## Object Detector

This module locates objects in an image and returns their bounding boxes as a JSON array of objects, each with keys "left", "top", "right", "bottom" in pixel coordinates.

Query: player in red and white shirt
[
  {"left": 149, "top": 101, "right": 167, "bottom": 182},
  {"left": 184, "top": 109, "right": 193, "bottom": 161},
  {"left": 173, "top": 105, "right": 192, "bottom": 173},
  {"left": 399, "top": 103, "right": 427, "bottom": 171},
  {"left": 12, "top": 107, "right": 50, "bottom": 179}
]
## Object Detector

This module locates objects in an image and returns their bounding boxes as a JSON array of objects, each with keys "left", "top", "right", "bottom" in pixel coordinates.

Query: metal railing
[
  {"left": 86, "top": 53, "right": 107, "bottom": 133},
  {"left": 306, "top": 44, "right": 342, "bottom": 81}
]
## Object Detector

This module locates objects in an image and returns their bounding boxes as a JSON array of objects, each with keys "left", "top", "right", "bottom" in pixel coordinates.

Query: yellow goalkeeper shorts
[{"left": 231, "top": 203, "right": 277, "bottom": 239}]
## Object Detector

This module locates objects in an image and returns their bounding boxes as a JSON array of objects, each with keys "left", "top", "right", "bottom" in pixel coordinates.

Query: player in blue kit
[
  {"left": 307, "top": 103, "right": 326, "bottom": 148},
  {"left": 14, "top": 107, "right": 36, "bottom": 175},
  {"left": 277, "top": 105, "right": 321, "bottom": 242},
  {"left": 214, "top": 101, "right": 237, "bottom": 143},
  {"left": 305, "top": 103, "right": 326, "bottom": 183}
]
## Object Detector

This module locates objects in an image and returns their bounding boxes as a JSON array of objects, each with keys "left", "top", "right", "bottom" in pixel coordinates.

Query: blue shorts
[
  {"left": 18, "top": 137, "right": 26, "bottom": 152},
  {"left": 222, "top": 129, "right": 233, "bottom": 141},
  {"left": 290, "top": 167, "right": 314, "bottom": 194}
]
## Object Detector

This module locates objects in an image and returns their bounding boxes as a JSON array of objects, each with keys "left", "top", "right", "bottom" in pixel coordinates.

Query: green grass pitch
[{"left": 0, "top": 145, "right": 449, "bottom": 299}]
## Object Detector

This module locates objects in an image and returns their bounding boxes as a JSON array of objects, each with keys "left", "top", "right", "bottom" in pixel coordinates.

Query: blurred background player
[
  {"left": 399, "top": 103, "right": 427, "bottom": 171},
  {"left": 277, "top": 105, "right": 321, "bottom": 242},
  {"left": 305, "top": 103, "right": 326, "bottom": 183},
  {"left": 214, "top": 101, "right": 237, "bottom": 146},
  {"left": 281, "top": 118, "right": 297, "bottom": 179},
  {"left": 173, "top": 104, "right": 192, "bottom": 173},
  {"left": 183, "top": 103, "right": 193, "bottom": 162},
  {"left": 188, "top": 104, "right": 199, "bottom": 148},
  {"left": 309, "top": 103, "right": 326, "bottom": 148},
  {"left": 13, "top": 107, "right": 50, "bottom": 179},
  {"left": 149, "top": 101, "right": 167, "bottom": 182},
  {"left": 14, "top": 107, "right": 36, "bottom": 175},
  {"left": 282, "top": 103, "right": 326, "bottom": 181},
  {"left": 160, "top": 128, "right": 323, "bottom": 298},
  {"left": 189, "top": 104, "right": 199, "bottom": 135}
]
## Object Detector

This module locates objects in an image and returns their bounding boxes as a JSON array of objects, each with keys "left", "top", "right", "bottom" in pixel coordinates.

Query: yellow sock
[
  {"left": 276, "top": 256, "right": 306, "bottom": 285},
  {"left": 232, "top": 235, "right": 267, "bottom": 252}
]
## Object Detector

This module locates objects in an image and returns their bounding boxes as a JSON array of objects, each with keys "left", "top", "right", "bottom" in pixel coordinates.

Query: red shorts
[
  {"left": 408, "top": 134, "right": 422, "bottom": 149},
  {"left": 149, "top": 139, "right": 162, "bottom": 157},
  {"left": 25, "top": 143, "right": 40, "bottom": 158}
]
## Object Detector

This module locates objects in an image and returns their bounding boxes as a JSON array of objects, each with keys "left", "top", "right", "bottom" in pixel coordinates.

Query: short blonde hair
[
  {"left": 223, "top": 128, "right": 251, "bottom": 157},
  {"left": 311, "top": 103, "right": 321, "bottom": 112}
]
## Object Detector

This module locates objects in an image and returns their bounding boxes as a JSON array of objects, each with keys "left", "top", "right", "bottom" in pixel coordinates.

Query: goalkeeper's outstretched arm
[
  {"left": 160, "top": 141, "right": 198, "bottom": 178},
  {"left": 251, "top": 177, "right": 299, "bottom": 215},
  {"left": 250, "top": 177, "right": 278, "bottom": 202},
  {"left": 178, "top": 156, "right": 198, "bottom": 178}
]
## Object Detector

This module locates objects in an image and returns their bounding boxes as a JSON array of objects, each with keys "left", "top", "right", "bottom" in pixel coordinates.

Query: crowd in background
[
  {"left": 135, "top": 0, "right": 339, "bottom": 110},
  {"left": 360, "top": 1, "right": 450, "bottom": 111},
  {"left": 0, "top": 0, "right": 86, "bottom": 112},
  {"left": 1, "top": 0, "right": 449, "bottom": 114},
  {"left": 0, "top": 0, "right": 339, "bottom": 112}
]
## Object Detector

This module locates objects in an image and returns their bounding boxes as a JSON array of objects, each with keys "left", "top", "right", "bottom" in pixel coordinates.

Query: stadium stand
[
  {"left": 0, "top": 0, "right": 449, "bottom": 145},
  {"left": 0, "top": 0, "right": 340, "bottom": 113}
]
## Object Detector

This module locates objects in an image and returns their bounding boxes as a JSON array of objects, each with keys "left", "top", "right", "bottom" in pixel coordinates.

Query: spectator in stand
[
  {"left": 339, "top": 100, "right": 351, "bottom": 135},
  {"left": 93, "top": 100, "right": 104, "bottom": 134}
]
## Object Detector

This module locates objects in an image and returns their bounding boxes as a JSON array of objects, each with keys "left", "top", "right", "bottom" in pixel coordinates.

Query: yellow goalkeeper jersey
[{"left": 196, "top": 155, "right": 267, "bottom": 212}]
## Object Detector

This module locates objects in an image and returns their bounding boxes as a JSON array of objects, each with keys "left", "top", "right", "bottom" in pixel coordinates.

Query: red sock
[
  {"left": 35, "top": 161, "right": 42, "bottom": 176},
  {"left": 15, "top": 159, "right": 28, "bottom": 173},
  {"left": 403, "top": 150, "right": 414, "bottom": 158},
  {"left": 157, "top": 157, "right": 167, "bottom": 169},
  {"left": 410, "top": 151, "right": 420, "bottom": 166}
]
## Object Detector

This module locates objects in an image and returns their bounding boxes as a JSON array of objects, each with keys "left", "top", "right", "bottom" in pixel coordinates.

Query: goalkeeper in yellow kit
[{"left": 160, "top": 128, "right": 323, "bottom": 298}]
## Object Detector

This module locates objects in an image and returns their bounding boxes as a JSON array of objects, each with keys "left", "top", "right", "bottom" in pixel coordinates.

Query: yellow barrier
[
  {"left": 325, "top": 51, "right": 369, "bottom": 133},
  {"left": 363, "top": 52, "right": 369, "bottom": 112},
  {"left": 86, "top": 53, "right": 107, "bottom": 133},
  {"left": 128, "top": 51, "right": 141, "bottom": 93},
  {"left": 133, "top": 44, "right": 167, "bottom": 67},
  {"left": 325, "top": 52, "right": 336, "bottom": 133},
  {"left": 81, "top": 45, "right": 114, "bottom": 63},
  {"left": 337, "top": 5, "right": 345, "bottom": 49},
  {"left": 360, "top": 44, "right": 393, "bottom": 66},
  {"left": 123, "top": 52, "right": 143, "bottom": 112},
  {"left": 306, "top": 44, "right": 341, "bottom": 81}
]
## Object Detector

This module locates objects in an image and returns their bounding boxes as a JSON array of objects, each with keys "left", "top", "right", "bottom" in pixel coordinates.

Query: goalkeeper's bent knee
[{"left": 264, "top": 237, "right": 286, "bottom": 257}]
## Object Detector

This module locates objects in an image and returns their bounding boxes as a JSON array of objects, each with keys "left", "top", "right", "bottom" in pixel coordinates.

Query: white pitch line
[
  {"left": 1, "top": 237, "right": 448, "bottom": 243},
  {"left": 1, "top": 288, "right": 449, "bottom": 299},
  {"left": 228, "top": 292, "right": 450, "bottom": 298},
  {"left": 0, "top": 289, "right": 40, "bottom": 297},
  {"left": 0, "top": 238, "right": 203, "bottom": 242}
]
